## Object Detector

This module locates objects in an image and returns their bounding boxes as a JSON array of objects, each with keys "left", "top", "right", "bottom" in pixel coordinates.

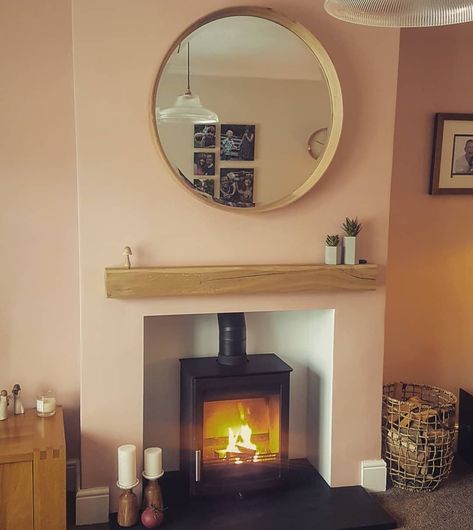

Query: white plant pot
[
  {"left": 343, "top": 236, "right": 357, "bottom": 265},
  {"left": 325, "top": 245, "right": 340, "bottom": 265}
]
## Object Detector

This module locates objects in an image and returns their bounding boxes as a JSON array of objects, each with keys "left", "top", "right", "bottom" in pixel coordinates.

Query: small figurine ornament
[
  {"left": 0, "top": 390, "right": 9, "bottom": 421},
  {"left": 123, "top": 247, "right": 132, "bottom": 269},
  {"left": 12, "top": 384, "right": 25, "bottom": 415}
]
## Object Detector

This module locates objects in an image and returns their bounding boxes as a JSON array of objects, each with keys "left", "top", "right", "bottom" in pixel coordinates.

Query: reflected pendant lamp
[
  {"left": 324, "top": 0, "right": 473, "bottom": 27},
  {"left": 157, "top": 43, "right": 218, "bottom": 124}
]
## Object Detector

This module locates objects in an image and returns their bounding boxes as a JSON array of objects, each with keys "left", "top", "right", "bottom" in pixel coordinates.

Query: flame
[
  {"left": 224, "top": 423, "right": 257, "bottom": 454},
  {"left": 226, "top": 427, "right": 239, "bottom": 453},
  {"left": 220, "top": 402, "right": 261, "bottom": 463},
  {"left": 205, "top": 398, "right": 280, "bottom": 465}
]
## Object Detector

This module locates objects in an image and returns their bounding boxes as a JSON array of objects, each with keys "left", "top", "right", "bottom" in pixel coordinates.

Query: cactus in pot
[
  {"left": 341, "top": 217, "right": 362, "bottom": 264},
  {"left": 325, "top": 234, "right": 341, "bottom": 265}
]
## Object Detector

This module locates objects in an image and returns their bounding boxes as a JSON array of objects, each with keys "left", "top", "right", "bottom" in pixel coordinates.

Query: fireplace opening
[{"left": 180, "top": 313, "right": 292, "bottom": 496}]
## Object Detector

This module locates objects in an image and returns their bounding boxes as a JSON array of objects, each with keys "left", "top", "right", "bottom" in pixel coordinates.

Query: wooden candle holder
[
  {"left": 143, "top": 477, "right": 164, "bottom": 511},
  {"left": 117, "top": 481, "right": 139, "bottom": 527}
]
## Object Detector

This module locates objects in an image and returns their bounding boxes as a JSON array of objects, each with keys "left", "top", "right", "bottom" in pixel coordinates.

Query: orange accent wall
[{"left": 385, "top": 24, "right": 473, "bottom": 397}]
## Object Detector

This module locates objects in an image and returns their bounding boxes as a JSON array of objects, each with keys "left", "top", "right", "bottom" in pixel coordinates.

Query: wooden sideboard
[{"left": 0, "top": 407, "right": 66, "bottom": 530}]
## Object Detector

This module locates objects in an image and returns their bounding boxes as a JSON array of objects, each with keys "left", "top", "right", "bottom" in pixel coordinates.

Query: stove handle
[{"left": 195, "top": 450, "right": 201, "bottom": 482}]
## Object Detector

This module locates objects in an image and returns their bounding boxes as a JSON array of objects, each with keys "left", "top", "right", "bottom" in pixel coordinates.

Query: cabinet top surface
[{"left": 0, "top": 407, "right": 65, "bottom": 463}]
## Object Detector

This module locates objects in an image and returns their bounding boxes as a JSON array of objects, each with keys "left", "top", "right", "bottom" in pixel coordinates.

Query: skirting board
[
  {"left": 75, "top": 487, "right": 110, "bottom": 526},
  {"left": 361, "top": 460, "right": 387, "bottom": 493},
  {"left": 67, "top": 459, "right": 79, "bottom": 493}
]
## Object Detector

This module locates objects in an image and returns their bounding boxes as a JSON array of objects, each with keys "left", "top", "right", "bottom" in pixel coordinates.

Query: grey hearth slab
[{"left": 69, "top": 459, "right": 396, "bottom": 530}]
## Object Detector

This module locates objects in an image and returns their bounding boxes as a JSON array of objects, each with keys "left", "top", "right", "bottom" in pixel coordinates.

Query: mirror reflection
[{"left": 153, "top": 13, "right": 341, "bottom": 211}]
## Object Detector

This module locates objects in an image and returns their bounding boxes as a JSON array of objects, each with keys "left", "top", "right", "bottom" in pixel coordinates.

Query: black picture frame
[
  {"left": 430, "top": 113, "right": 473, "bottom": 195},
  {"left": 220, "top": 125, "right": 256, "bottom": 161},
  {"left": 194, "top": 152, "right": 216, "bottom": 176}
]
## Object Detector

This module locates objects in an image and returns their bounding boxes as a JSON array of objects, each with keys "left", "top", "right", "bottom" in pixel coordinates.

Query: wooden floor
[{"left": 68, "top": 460, "right": 396, "bottom": 530}]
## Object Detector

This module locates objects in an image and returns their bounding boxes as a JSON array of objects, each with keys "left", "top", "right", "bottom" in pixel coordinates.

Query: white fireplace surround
[
  {"left": 79, "top": 290, "right": 386, "bottom": 516},
  {"left": 143, "top": 310, "right": 335, "bottom": 480}
]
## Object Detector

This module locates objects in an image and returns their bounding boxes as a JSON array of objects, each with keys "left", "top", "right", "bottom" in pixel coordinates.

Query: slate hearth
[{"left": 69, "top": 459, "right": 396, "bottom": 530}]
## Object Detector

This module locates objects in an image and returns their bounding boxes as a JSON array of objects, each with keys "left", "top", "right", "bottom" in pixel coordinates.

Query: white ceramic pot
[
  {"left": 343, "top": 236, "right": 357, "bottom": 265},
  {"left": 325, "top": 245, "right": 340, "bottom": 265}
]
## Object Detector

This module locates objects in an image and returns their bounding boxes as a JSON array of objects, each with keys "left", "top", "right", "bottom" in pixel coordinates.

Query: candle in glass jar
[
  {"left": 36, "top": 390, "right": 56, "bottom": 417},
  {"left": 144, "top": 447, "right": 163, "bottom": 478},
  {"left": 117, "top": 444, "right": 137, "bottom": 488}
]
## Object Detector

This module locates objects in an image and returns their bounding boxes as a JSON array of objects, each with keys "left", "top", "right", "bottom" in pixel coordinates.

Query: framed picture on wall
[
  {"left": 194, "top": 124, "right": 217, "bottom": 148},
  {"left": 430, "top": 113, "right": 473, "bottom": 194},
  {"left": 219, "top": 168, "right": 255, "bottom": 207},
  {"left": 220, "top": 125, "right": 255, "bottom": 161},
  {"left": 194, "top": 152, "right": 216, "bottom": 176},
  {"left": 193, "top": 178, "right": 215, "bottom": 197}
]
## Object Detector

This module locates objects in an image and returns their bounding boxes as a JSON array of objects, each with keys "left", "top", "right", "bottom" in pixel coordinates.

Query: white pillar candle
[
  {"left": 144, "top": 447, "right": 163, "bottom": 478},
  {"left": 118, "top": 444, "right": 137, "bottom": 488}
]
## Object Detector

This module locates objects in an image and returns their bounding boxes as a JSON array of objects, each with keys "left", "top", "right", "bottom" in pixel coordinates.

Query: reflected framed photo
[
  {"left": 193, "top": 178, "right": 215, "bottom": 197},
  {"left": 194, "top": 152, "right": 215, "bottom": 176},
  {"left": 430, "top": 113, "right": 473, "bottom": 194},
  {"left": 219, "top": 168, "right": 254, "bottom": 207},
  {"left": 194, "top": 124, "right": 217, "bottom": 148},
  {"left": 220, "top": 124, "right": 255, "bottom": 161}
]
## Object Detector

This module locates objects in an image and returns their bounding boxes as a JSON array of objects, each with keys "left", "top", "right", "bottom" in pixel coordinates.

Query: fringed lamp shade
[{"left": 324, "top": 0, "right": 473, "bottom": 27}]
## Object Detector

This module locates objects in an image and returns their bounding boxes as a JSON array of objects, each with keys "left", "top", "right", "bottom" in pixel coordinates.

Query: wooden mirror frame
[{"left": 150, "top": 6, "right": 343, "bottom": 213}]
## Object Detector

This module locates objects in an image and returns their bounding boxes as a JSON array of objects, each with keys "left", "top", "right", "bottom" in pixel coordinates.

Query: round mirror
[{"left": 152, "top": 7, "right": 343, "bottom": 212}]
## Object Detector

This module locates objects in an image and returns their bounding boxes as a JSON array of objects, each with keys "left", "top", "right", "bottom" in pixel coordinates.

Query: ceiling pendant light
[
  {"left": 324, "top": 0, "right": 473, "bottom": 27},
  {"left": 157, "top": 43, "right": 219, "bottom": 124}
]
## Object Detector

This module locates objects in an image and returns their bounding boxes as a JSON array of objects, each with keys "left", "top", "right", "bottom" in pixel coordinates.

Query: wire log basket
[{"left": 382, "top": 382, "right": 456, "bottom": 492}]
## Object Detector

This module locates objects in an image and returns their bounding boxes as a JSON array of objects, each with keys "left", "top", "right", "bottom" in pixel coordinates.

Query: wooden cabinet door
[
  {"left": 33, "top": 448, "right": 66, "bottom": 530},
  {"left": 0, "top": 461, "right": 34, "bottom": 530}
]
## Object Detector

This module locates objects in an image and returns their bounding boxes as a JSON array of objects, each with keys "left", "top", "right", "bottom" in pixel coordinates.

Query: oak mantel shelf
[{"left": 104, "top": 264, "right": 377, "bottom": 298}]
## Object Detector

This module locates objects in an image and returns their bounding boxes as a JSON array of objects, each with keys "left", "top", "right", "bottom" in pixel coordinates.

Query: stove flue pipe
[{"left": 217, "top": 312, "right": 248, "bottom": 366}]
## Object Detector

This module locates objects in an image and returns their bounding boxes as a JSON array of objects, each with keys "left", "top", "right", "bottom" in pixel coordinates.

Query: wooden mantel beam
[{"left": 104, "top": 264, "right": 377, "bottom": 298}]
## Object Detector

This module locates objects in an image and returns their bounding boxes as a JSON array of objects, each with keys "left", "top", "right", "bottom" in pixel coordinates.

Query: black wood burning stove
[{"left": 180, "top": 313, "right": 292, "bottom": 497}]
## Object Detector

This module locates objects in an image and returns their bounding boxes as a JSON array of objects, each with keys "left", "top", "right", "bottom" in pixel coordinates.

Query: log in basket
[{"left": 382, "top": 382, "right": 456, "bottom": 492}]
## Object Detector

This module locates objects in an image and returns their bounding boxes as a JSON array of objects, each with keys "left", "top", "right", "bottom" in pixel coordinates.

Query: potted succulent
[
  {"left": 325, "top": 234, "right": 340, "bottom": 265},
  {"left": 341, "top": 217, "right": 362, "bottom": 265}
]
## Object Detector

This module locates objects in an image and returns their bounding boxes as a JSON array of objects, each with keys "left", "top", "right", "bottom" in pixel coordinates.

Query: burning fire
[
  {"left": 205, "top": 398, "right": 279, "bottom": 465},
  {"left": 222, "top": 403, "right": 260, "bottom": 463},
  {"left": 225, "top": 424, "right": 257, "bottom": 454}
]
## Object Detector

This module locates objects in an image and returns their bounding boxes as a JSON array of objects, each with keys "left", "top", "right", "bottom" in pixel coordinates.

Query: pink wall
[
  {"left": 0, "top": 0, "right": 80, "bottom": 457},
  {"left": 0, "top": 0, "right": 401, "bottom": 510},
  {"left": 385, "top": 23, "right": 473, "bottom": 397},
  {"left": 6, "top": 0, "right": 473, "bottom": 510},
  {"left": 73, "top": 0, "right": 400, "bottom": 509}
]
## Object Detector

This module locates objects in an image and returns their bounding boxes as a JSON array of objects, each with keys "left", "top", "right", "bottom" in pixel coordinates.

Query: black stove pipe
[{"left": 217, "top": 312, "right": 248, "bottom": 366}]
